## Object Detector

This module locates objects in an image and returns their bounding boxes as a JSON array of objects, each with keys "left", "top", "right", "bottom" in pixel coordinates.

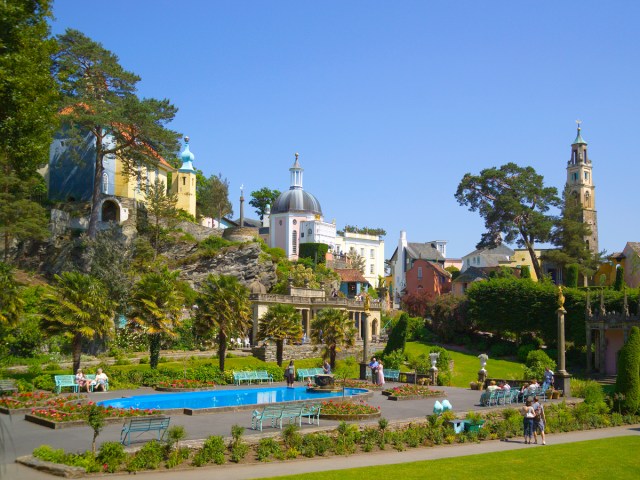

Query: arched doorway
[
  {"left": 101, "top": 200, "right": 119, "bottom": 223},
  {"left": 372, "top": 319, "right": 379, "bottom": 337}
]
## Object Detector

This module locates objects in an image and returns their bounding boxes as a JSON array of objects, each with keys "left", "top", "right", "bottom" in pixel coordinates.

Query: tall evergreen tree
[
  {"left": 0, "top": 262, "right": 24, "bottom": 326},
  {"left": 615, "top": 326, "right": 640, "bottom": 414},
  {"left": 53, "top": 29, "right": 181, "bottom": 238},
  {"left": 544, "top": 187, "right": 596, "bottom": 282},
  {"left": 0, "top": 0, "right": 58, "bottom": 260},
  {"left": 249, "top": 187, "right": 281, "bottom": 220},
  {"left": 198, "top": 174, "right": 233, "bottom": 224},
  {"left": 143, "top": 178, "right": 179, "bottom": 258}
]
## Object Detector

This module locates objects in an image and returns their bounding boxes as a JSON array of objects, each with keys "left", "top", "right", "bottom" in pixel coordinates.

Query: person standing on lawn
[
  {"left": 521, "top": 399, "right": 536, "bottom": 444},
  {"left": 532, "top": 396, "right": 546, "bottom": 445}
]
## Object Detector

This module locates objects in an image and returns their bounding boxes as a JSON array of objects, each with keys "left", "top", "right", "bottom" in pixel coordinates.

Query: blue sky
[{"left": 50, "top": 1, "right": 640, "bottom": 258}]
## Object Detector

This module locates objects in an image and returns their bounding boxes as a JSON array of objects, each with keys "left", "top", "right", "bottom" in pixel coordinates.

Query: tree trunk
[
  {"left": 522, "top": 236, "right": 544, "bottom": 281},
  {"left": 72, "top": 334, "right": 82, "bottom": 375},
  {"left": 276, "top": 340, "right": 284, "bottom": 367},
  {"left": 92, "top": 432, "right": 98, "bottom": 454},
  {"left": 218, "top": 332, "right": 227, "bottom": 371},
  {"left": 87, "top": 133, "right": 105, "bottom": 239},
  {"left": 330, "top": 346, "right": 337, "bottom": 370},
  {"left": 149, "top": 334, "right": 161, "bottom": 369}
]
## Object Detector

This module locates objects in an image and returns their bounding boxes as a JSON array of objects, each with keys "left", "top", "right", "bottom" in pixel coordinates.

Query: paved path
[{"left": 5, "top": 425, "right": 639, "bottom": 480}]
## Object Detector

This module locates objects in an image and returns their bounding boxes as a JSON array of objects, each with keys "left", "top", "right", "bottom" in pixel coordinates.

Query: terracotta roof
[
  {"left": 335, "top": 269, "right": 368, "bottom": 284},
  {"left": 426, "top": 261, "right": 451, "bottom": 278}
]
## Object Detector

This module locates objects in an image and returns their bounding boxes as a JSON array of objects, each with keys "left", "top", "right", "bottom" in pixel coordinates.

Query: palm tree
[
  {"left": 310, "top": 308, "right": 356, "bottom": 370},
  {"left": 194, "top": 274, "right": 251, "bottom": 371},
  {"left": 130, "top": 267, "right": 183, "bottom": 369},
  {"left": 41, "top": 272, "right": 115, "bottom": 374},
  {"left": 257, "top": 304, "right": 303, "bottom": 366},
  {"left": 0, "top": 262, "right": 23, "bottom": 327}
]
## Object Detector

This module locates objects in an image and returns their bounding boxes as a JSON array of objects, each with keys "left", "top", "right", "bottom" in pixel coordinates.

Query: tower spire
[
  {"left": 573, "top": 119, "right": 587, "bottom": 145},
  {"left": 289, "top": 152, "right": 303, "bottom": 190}
]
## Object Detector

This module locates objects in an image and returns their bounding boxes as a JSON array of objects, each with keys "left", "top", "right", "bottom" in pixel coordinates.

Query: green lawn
[
  {"left": 404, "top": 341, "right": 524, "bottom": 387},
  {"left": 263, "top": 436, "right": 640, "bottom": 480}
]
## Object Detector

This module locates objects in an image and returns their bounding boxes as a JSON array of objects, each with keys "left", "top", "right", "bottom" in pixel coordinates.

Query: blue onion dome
[{"left": 179, "top": 136, "right": 196, "bottom": 172}]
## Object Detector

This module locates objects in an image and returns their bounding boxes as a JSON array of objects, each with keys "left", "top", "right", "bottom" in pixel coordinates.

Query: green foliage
[
  {"left": 310, "top": 308, "right": 356, "bottom": 369},
  {"left": 199, "top": 235, "right": 235, "bottom": 252},
  {"left": 126, "top": 440, "right": 165, "bottom": 472},
  {"left": 405, "top": 315, "right": 426, "bottom": 341},
  {"left": 249, "top": 187, "right": 281, "bottom": 220},
  {"left": 4, "top": 315, "right": 44, "bottom": 357},
  {"left": 97, "top": 442, "right": 126, "bottom": 473},
  {"left": 257, "top": 437, "right": 282, "bottom": 462},
  {"left": 426, "top": 294, "right": 471, "bottom": 343},
  {"left": 258, "top": 304, "right": 302, "bottom": 366},
  {"left": 615, "top": 326, "right": 640, "bottom": 414},
  {"left": 523, "top": 349, "right": 556, "bottom": 381},
  {"left": 0, "top": 262, "right": 24, "bottom": 326},
  {"left": 130, "top": 267, "right": 184, "bottom": 369},
  {"left": 143, "top": 178, "right": 180, "bottom": 257},
  {"left": 614, "top": 266, "right": 625, "bottom": 291},
  {"left": 31, "top": 374, "right": 55, "bottom": 391},
  {"left": 197, "top": 173, "right": 232, "bottom": 221},
  {"left": 566, "top": 264, "right": 579, "bottom": 288},
  {"left": 86, "top": 404, "right": 107, "bottom": 452},
  {"left": 381, "top": 349, "right": 406, "bottom": 370},
  {"left": 455, "top": 163, "right": 559, "bottom": 279},
  {"left": 194, "top": 274, "right": 252, "bottom": 371},
  {"left": 33, "top": 445, "right": 99, "bottom": 473},
  {"left": 383, "top": 312, "right": 408, "bottom": 355},
  {"left": 299, "top": 243, "right": 329, "bottom": 264},
  {"left": 340, "top": 225, "right": 386, "bottom": 236},
  {"left": 192, "top": 435, "right": 226, "bottom": 466},
  {"left": 520, "top": 265, "right": 531, "bottom": 279}
]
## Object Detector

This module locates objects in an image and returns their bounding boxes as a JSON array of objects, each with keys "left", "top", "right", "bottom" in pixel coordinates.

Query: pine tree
[
  {"left": 143, "top": 178, "right": 179, "bottom": 258},
  {"left": 198, "top": 174, "right": 233, "bottom": 224},
  {"left": 614, "top": 266, "right": 624, "bottom": 291},
  {"left": 383, "top": 313, "right": 408, "bottom": 355},
  {"left": 0, "top": 0, "right": 58, "bottom": 260},
  {"left": 615, "top": 326, "right": 640, "bottom": 414},
  {"left": 53, "top": 29, "right": 181, "bottom": 238}
]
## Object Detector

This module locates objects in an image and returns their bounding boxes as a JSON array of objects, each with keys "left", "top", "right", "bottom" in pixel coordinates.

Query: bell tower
[
  {"left": 175, "top": 136, "right": 197, "bottom": 218},
  {"left": 566, "top": 121, "right": 598, "bottom": 254}
]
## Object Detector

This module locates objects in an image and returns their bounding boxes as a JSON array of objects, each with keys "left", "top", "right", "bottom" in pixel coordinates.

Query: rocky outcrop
[{"left": 172, "top": 242, "right": 277, "bottom": 290}]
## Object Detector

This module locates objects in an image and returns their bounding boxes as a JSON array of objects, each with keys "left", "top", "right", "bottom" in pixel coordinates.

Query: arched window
[
  {"left": 585, "top": 191, "right": 591, "bottom": 208},
  {"left": 101, "top": 200, "right": 119, "bottom": 223},
  {"left": 292, "top": 230, "right": 297, "bottom": 254},
  {"left": 102, "top": 172, "right": 109, "bottom": 193}
]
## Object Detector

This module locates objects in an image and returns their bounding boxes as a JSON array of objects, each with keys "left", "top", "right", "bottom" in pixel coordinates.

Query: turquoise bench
[
  {"left": 296, "top": 368, "right": 324, "bottom": 381},
  {"left": 233, "top": 370, "right": 273, "bottom": 385},
  {"left": 251, "top": 405, "right": 284, "bottom": 431},
  {"left": 84, "top": 374, "right": 109, "bottom": 392},
  {"left": 251, "top": 403, "right": 321, "bottom": 431},
  {"left": 120, "top": 417, "right": 170, "bottom": 446},
  {"left": 54, "top": 375, "right": 78, "bottom": 394},
  {"left": 384, "top": 369, "right": 400, "bottom": 382}
]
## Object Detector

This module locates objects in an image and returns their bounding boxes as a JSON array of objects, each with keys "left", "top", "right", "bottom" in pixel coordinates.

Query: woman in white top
[{"left": 377, "top": 361, "right": 385, "bottom": 387}]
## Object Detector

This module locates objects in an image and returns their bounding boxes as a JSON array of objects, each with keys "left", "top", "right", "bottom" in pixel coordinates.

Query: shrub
[
  {"left": 256, "top": 437, "right": 282, "bottom": 462},
  {"left": 406, "top": 316, "right": 426, "bottom": 341},
  {"left": 517, "top": 344, "right": 536, "bottom": 363},
  {"left": 565, "top": 264, "right": 579, "bottom": 288},
  {"left": 33, "top": 445, "right": 99, "bottom": 472},
  {"left": 520, "top": 265, "right": 531, "bottom": 279},
  {"left": 489, "top": 342, "right": 517, "bottom": 358},
  {"left": 32, "top": 374, "right": 55, "bottom": 392},
  {"left": 192, "top": 435, "right": 226, "bottom": 466},
  {"left": 97, "top": 442, "right": 126, "bottom": 473},
  {"left": 615, "top": 326, "right": 640, "bottom": 414},
  {"left": 523, "top": 350, "right": 556, "bottom": 381},
  {"left": 614, "top": 266, "right": 624, "bottom": 291},
  {"left": 381, "top": 349, "right": 405, "bottom": 370},
  {"left": 298, "top": 243, "right": 329, "bottom": 264},
  {"left": 126, "top": 440, "right": 164, "bottom": 471}
]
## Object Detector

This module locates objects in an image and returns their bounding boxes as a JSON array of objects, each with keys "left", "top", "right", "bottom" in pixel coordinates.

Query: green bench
[
  {"left": 54, "top": 375, "right": 78, "bottom": 394},
  {"left": 384, "top": 369, "right": 400, "bottom": 382},
  {"left": 0, "top": 379, "right": 17, "bottom": 395},
  {"left": 251, "top": 403, "right": 321, "bottom": 431},
  {"left": 233, "top": 370, "right": 274, "bottom": 385},
  {"left": 120, "top": 416, "right": 170, "bottom": 446},
  {"left": 296, "top": 368, "right": 324, "bottom": 381}
]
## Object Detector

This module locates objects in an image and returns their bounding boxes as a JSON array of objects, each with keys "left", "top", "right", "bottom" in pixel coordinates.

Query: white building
[{"left": 334, "top": 231, "right": 385, "bottom": 287}]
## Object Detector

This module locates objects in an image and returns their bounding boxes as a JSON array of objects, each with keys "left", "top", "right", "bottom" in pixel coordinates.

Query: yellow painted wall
[
  {"left": 508, "top": 249, "right": 541, "bottom": 281},
  {"left": 173, "top": 171, "right": 197, "bottom": 218}
]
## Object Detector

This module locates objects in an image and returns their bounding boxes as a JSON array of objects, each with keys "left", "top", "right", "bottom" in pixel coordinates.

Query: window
[
  {"left": 370, "top": 249, "right": 375, "bottom": 259},
  {"left": 292, "top": 230, "right": 297, "bottom": 254},
  {"left": 308, "top": 228, "right": 312, "bottom": 235},
  {"left": 102, "top": 172, "right": 109, "bottom": 193},
  {"left": 585, "top": 191, "right": 591, "bottom": 208},
  {"left": 182, "top": 176, "right": 186, "bottom": 186},
  {"left": 360, "top": 248, "right": 364, "bottom": 257},
  {"left": 293, "top": 219, "right": 297, "bottom": 225},
  {"left": 417, "top": 266, "right": 423, "bottom": 280},
  {"left": 584, "top": 171, "right": 589, "bottom": 181},
  {"left": 370, "top": 264, "right": 374, "bottom": 274},
  {"left": 572, "top": 172, "right": 578, "bottom": 182}
]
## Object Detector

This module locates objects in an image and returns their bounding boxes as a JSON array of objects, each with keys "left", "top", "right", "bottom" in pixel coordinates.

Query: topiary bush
[
  {"left": 383, "top": 312, "right": 408, "bottom": 355},
  {"left": 523, "top": 349, "right": 556, "bottom": 381},
  {"left": 615, "top": 326, "right": 640, "bottom": 414}
]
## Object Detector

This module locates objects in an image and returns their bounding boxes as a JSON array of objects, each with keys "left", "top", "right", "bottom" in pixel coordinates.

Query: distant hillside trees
[{"left": 198, "top": 174, "right": 233, "bottom": 224}]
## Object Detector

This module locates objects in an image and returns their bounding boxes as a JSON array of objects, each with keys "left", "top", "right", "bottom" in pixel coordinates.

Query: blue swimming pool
[{"left": 98, "top": 386, "right": 368, "bottom": 411}]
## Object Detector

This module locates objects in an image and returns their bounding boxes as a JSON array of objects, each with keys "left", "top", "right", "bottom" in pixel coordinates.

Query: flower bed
[
  {"left": 0, "top": 392, "right": 86, "bottom": 414},
  {"left": 26, "top": 401, "right": 161, "bottom": 429},
  {"left": 319, "top": 400, "right": 381, "bottom": 420},
  {"left": 155, "top": 378, "right": 216, "bottom": 392},
  {"left": 382, "top": 384, "right": 445, "bottom": 401},
  {"left": 341, "top": 379, "right": 382, "bottom": 390}
]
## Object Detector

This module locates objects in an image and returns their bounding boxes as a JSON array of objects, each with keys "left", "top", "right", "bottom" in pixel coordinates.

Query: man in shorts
[{"left": 532, "top": 395, "right": 546, "bottom": 445}]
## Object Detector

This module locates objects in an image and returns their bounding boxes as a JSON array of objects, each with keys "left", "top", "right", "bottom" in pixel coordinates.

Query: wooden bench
[
  {"left": 0, "top": 379, "right": 17, "bottom": 395},
  {"left": 54, "top": 375, "right": 78, "bottom": 394},
  {"left": 120, "top": 417, "right": 170, "bottom": 446}
]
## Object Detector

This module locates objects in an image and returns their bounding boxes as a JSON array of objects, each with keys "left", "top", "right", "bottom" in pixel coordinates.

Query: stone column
[
  {"left": 555, "top": 306, "right": 571, "bottom": 396},
  {"left": 359, "top": 313, "right": 370, "bottom": 380},
  {"left": 586, "top": 326, "right": 592, "bottom": 373}
]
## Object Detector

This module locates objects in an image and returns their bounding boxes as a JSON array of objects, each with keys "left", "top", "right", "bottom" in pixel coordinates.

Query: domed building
[{"left": 267, "top": 154, "right": 337, "bottom": 260}]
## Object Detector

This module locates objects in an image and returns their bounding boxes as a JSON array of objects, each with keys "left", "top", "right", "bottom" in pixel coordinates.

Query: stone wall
[{"left": 251, "top": 342, "right": 387, "bottom": 363}]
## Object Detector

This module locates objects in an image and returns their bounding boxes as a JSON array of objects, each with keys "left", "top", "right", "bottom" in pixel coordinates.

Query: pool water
[{"left": 98, "top": 386, "right": 368, "bottom": 411}]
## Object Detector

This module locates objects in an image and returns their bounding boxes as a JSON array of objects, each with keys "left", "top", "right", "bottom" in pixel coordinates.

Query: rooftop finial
[
  {"left": 576, "top": 119, "right": 582, "bottom": 131},
  {"left": 572, "top": 120, "right": 587, "bottom": 145},
  {"left": 295, "top": 152, "right": 299, "bottom": 161},
  {"left": 184, "top": 136, "right": 190, "bottom": 144}
]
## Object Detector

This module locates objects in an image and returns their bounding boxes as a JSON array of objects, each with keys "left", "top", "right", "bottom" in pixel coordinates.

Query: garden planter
[
  {"left": 464, "top": 420, "right": 485, "bottom": 433},
  {"left": 320, "top": 411, "right": 381, "bottom": 421},
  {"left": 155, "top": 386, "right": 216, "bottom": 392}
]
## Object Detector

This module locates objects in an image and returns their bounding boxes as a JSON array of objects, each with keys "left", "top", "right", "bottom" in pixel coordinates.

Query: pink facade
[
  {"left": 405, "top": 259, "right": 451, "bottom": 299},
  {"left": 604, "top": 329, "right": 624, "bottom": 375}
]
